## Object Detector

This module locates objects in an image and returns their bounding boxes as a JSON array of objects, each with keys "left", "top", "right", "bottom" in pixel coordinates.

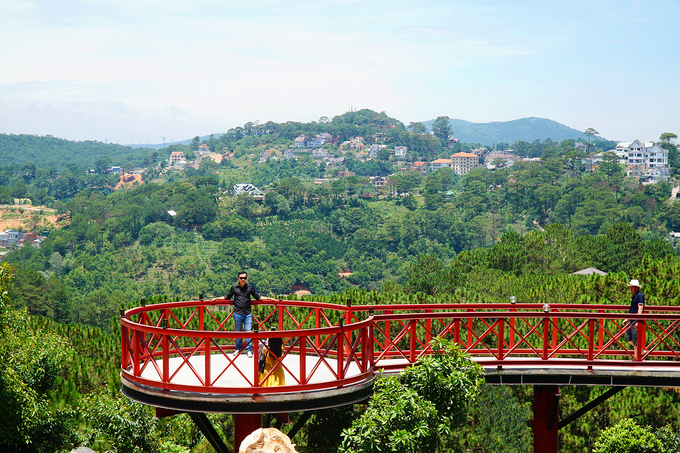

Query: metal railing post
[
  {"left": 497, "top": 319, "right": 505, "bottom": 361},
  {"left": 542, "top": 317, "right": 550, "bottom": 361},
  {"left": 162, "top": 316, "right": 169, "bottom": 389},
  {"left": 588, "top": 319, "right": 595, "bottom": 367},
  {"left": 410, "top": 320, "right": 417, "bottom": 363},
  {"left": 300, "top": 336, "right": 307, "bottom": 384},
  {"left": 337, "top": 319, "right": 345, "bottom": 382}
]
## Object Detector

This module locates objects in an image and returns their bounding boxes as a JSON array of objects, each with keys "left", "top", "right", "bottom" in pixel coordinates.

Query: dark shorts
[{"left": 624, "top": 322, "right": 637, "bottom": 346}]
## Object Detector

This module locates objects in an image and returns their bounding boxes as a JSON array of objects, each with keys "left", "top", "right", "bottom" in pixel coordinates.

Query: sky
[{"left": 1, "top": 0, "right": 679, "bottom": 145}]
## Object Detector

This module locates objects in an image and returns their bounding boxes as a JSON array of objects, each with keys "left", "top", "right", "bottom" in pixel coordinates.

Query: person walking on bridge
[
  {"left": 222, "top": 271, "right": 261, "bottom": 358},
  {"left": 624, "top": 279, "right": 644, "bottom": 349}
]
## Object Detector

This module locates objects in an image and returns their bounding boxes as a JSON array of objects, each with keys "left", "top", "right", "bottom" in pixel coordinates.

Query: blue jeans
[{"left": 233, "top": 312, "right": 252, "bottom": 353}]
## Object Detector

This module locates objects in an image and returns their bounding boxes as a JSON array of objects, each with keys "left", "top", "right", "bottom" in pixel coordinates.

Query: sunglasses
[{"left": 239, "top": 277, "right": 247, "bottom": 280}]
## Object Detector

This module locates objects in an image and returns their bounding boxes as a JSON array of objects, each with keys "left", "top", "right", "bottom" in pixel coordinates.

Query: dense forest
[{"left": 1, "top": 110, "right": 680, "bottom": 452}]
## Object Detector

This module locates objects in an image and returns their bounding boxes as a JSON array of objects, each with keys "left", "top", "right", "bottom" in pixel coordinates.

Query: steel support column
[
  {"left": 234, "top": 413, "right": 262, "bottom": 451},
  {"left": 533, "top": 385, "right": 559, "bottom": 453}
]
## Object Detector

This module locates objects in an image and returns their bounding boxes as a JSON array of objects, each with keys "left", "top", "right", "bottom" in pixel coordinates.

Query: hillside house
[
  {"left": 307, "top": 136, "right": 325, "bottom": 148},
  {"left": 369, "top": 144, "right": 386, "bottom": 159},
  {"left": 371, "top": 176, "right": 386, "bottom": 188},
  {"left": 411, "top": 161, "right": 428, "bottom": 175},
  {"left": 394, "top": 146, "right": 407, "bottom": 159},
  {"left": 429, "top": 158, "right": 452, "bottom": 172},
  {"left": 312, "top": 149, "right": 329, "bottom": 159},
  {"left": 450, "top": 152, "right": 481, "bottom": 175},
  {"left": 485, "top": 153, "right": 515, "bottom": 169},
  {"left": 233, "top": 183, "right": 264, "bottom": 198},
  {"left": 469, "top": 148, "right": 490, "bottom": 160},
  {"left": 345, "top": 137, "right": 365, "bottom": 150},
  {"left": 326, "top": 157, "right": 344, "bottom": 166},
  {"left": 170, "top": 151, "right": 185, "bottom": 164},
  {"left": 294, "top": 136, "right": 306, "bottom": 148},
  {"left": 627, "top": 164, "right": 644, "bottom": 180},
  {"left": 0, "top": 230, "right": 23, "bottom": 247},
  {"left": 619, "top": 140, "right": 670, "bottom": 183},
  {"left": 295, "top": 133, "right": 334, "bottom": 149}
]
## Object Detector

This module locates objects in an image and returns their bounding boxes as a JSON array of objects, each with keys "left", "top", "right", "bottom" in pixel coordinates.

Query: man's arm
[{"left": 250, "top": 285, "right": 261, "bottom": 300}]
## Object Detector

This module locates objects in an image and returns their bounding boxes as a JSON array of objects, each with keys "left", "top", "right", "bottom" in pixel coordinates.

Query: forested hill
[
  {"left": 0, "top": 133, "right": 158, "bottom": 170},
  {"left": 3, "top": 111, "right": 614, "bottom": 173},
  {"left": 2, "top": 113, "right": 680, "bottom": 451},
  {"left": 423, "top": 117, "right": 600, "bottom": 145}
]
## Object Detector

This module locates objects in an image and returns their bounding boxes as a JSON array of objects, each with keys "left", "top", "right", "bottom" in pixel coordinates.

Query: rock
[
  {"left": 71, "top": 448, "right": 96, "bottom": 453},
  {"left": 239, "top": 427, "right": 297, "bottom": 453}
]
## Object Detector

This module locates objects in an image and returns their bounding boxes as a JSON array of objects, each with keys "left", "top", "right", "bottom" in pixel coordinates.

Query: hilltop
[
  {"left": 422, "top": 117, "right": 600, "bottom": 145},
  {"left": 131, "top": 114, "right": 597, "bottom": 149}
]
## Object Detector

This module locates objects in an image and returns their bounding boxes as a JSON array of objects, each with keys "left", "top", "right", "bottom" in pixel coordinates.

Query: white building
[
  {"left": 617, "top": 140, "right": 670, "bottom": 183},
  {"left": 450, "top": 152, "right": 481, "bottom": 175},
  {"left": 312, "top": 149, "right": 329, "bottom": 159},
  {"left": 294, "top": 135, "right": 306, "bottom": 148},
  {"left": 368, "top": 144, "right": 386, "bottom": 159},
  {"left": 394, "top": 146, "right": 407, "bottom": 159},
  {"left": 429, "top": 158, "right": 452, "bottom": 172},
  {"left": 233, "top": 183, "right": 264, "bottom": 197}
]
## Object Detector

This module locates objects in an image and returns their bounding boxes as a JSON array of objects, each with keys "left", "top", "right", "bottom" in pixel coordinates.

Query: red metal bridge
[{"left": 120, "top": 297, "right": 680, "bottom": 452}]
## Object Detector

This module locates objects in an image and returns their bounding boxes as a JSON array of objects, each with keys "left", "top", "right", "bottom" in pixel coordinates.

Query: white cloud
[
  {"left": 0, "top": 0, "right": 35, "bottom": 14},
  {"left": 1, "top": 0, "right": 679, "bottom": 143}
]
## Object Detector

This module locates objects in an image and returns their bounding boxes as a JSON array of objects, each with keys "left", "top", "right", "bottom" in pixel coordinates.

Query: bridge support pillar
[
  {"left": 533, "top": 385, "right": 559, "bottom": 453},
  {"left": 234, "top": 413, "right": 262, "bottom": 451}
]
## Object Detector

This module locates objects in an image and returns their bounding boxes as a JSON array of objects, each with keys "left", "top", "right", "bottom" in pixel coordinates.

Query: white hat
[{"left": 629, "top": 279, "right": 641, "bottom": 287}]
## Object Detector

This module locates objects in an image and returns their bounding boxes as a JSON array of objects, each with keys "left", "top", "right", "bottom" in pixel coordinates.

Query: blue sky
[{"left": 1, "top": 0, "right": 678, "bottom": 145}]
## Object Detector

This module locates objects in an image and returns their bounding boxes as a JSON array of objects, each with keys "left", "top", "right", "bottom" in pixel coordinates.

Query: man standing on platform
[
  {"left": 224, "top": 271, "right": 261, "bottom": 358},
  {"left": 624, "top": 279, "right": 644, "bottom": 349}
]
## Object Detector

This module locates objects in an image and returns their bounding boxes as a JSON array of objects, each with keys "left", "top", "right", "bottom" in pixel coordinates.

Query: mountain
[
  {"left": 0, "top": 133, "right": 157, "bottom": 169},
  {"left": 128, "top": 133, "right": 225, "bottom": 150},
  {"left": 422, "top": 117, "right": 600, "bottom": 145}
]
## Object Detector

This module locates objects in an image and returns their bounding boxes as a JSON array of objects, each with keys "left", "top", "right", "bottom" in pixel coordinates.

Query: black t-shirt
[
  {"left": 629, "top": 290, "right": 644, "bottom": 325},
  {"left": 225, "top": 283, "right": 261, "bottom": 315}
]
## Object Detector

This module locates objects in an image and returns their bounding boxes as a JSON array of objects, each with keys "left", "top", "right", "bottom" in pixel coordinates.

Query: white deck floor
[{"left": 139, "top": 353, "right": 364, "bottom": 389}]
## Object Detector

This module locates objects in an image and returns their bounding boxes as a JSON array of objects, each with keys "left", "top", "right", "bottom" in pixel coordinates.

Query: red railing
[{"left": 121, "top": 299, "right": 680, "bottom": 395}]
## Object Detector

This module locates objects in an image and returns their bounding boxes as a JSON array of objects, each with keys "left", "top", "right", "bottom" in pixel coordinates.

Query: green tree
[
  {"left": 407, "top": 122, "right": 428, "bottom": 134},
  {"left": 190, "top": 136, "right": 200, "bottom": 151},
  {"left": 456, "top": 385, "right": 532, "bottom": 453},
  {"left": 340, "top": 340, "right": 483, "bottom": 453},
  {"left": 658, "top": 133, "right": 679, "bottom": 177},
  {"left": 593, "top": 418, "right": 663, "bottom": 453},
  {"left": 432, "top": 116, "right": 452, "bottom": 142},
  {"left": 599, "top": 151, "right": 623, "bottom": 180},
  {"left": 0, "top": 263, "right": 78, "bottom": 452},
  {"left": 80, "top": 388, "right": 200, "bottom": 453},
  {"left": 584, "top": 127, "right": 600, "bottom": 170},
  {"left": 138, "top": 222, "right": 175, "bottom": 246}
]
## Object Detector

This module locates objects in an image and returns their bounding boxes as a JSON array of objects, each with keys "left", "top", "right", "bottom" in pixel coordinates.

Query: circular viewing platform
[
  {"left": 120, "top": 298, "right": 680, "bottom": 413},
  {"left": 120, "top": 298, "right": 376, "bottom": 413}
]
